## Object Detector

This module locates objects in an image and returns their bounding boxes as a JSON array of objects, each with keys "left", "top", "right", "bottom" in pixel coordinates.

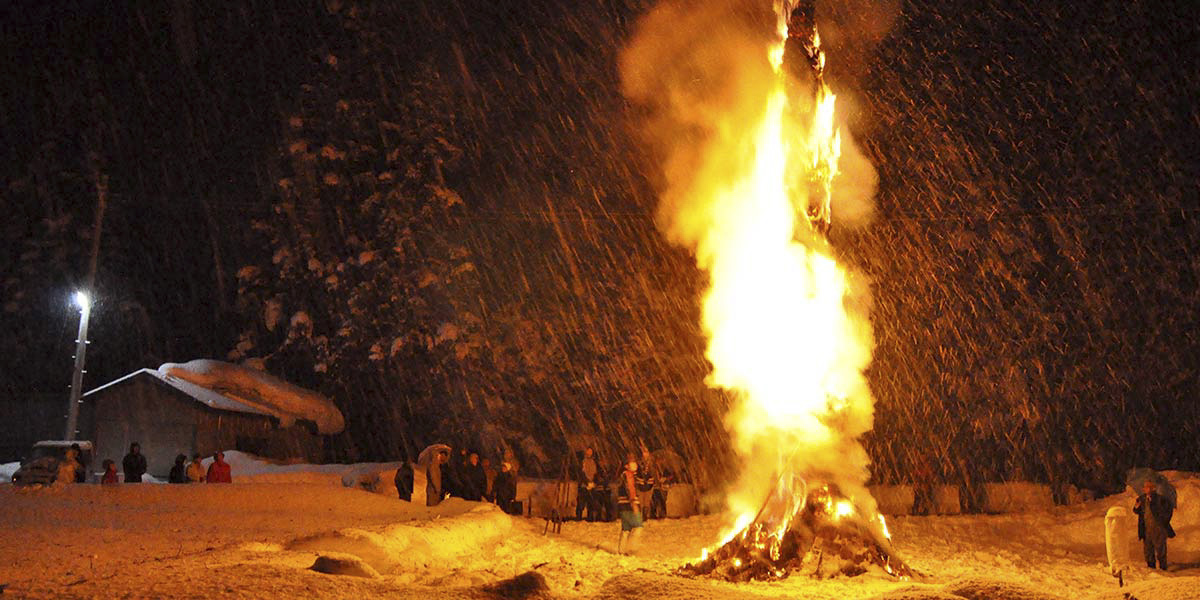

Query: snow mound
[
  {"left": 595, "top": 573, "right": 762, "bottom": 600},
  {"left": 288, "top": 503, "right": 512, "bottom": 574},
  {"left": 159, "top": 359, "right": 344, "bottom": 434},
  {"left": 207, "top": 450, "right": 402, "bottom": 488},
  {"left": 943, "top": 577, "right": 1068, "bottom": 600},
  {"left": 867, "top": 581, "right": 1068, "bottom": 600},
  {"left": 865, "top": 589, "right": 971, "bottom": 600},
  {"left": 479, "top": 572, "right": 550, "bottom": 599},
  {"left": 310, "top": 552, "right": 380, "bottom": 578}
]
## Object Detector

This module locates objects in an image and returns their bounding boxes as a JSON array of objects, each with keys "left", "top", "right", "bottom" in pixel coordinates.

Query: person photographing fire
[
  {"left": 616, "top": 455, "right": 644, "bottom": 554},
  {"left": 1133, "top": 479, "right": 1175, "bottom": 570}
]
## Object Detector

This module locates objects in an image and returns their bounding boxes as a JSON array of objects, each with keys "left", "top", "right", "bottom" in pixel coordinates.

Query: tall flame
[
  {"left": 619, "top": 0, "right": 882, "bottom": 550},
  {"left": 693, "top": 2, "right": 879, "bottom": 542}
]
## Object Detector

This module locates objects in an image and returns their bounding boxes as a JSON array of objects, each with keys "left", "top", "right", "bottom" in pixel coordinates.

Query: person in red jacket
[
  {"left": 100, "top": 459, "right": 119, "bottom": 485},
  {"left": 206, "top": 452, "right": 232, "bottom": 483}
]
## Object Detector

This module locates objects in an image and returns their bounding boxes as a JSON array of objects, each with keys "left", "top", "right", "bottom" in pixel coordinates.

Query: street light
[
  {"left": 73, "top": 290, "right": 91, "bottom": 313},
  {"left": 65, "top": 290, "right": 92, "bottom": 441}
]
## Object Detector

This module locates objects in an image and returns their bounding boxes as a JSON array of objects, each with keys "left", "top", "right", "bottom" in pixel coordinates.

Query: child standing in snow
[
  {"left": 54, "top": 448, "right": 79, "bottom": 485},
  {"left": 100, "top": 459, "right": 119, "bottom": 485},
  {"left": 168, "top": 454, "right": 189, "bottom": 483},
  {"left": 617, "top": 455, "right": 643, "bottom": 554},
  {"left": 186, "top": 454, "right": 206, "bottom": 482}
]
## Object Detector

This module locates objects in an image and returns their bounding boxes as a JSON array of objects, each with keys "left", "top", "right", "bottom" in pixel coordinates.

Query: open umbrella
[
  {"left": 418, "top": 443, "right": 452, "bottom": 467},
  {"left": 1125, "top": 468, "right": 1176, "bottom": 508}
]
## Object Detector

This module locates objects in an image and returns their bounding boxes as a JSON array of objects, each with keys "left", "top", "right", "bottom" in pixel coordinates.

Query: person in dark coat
[
  {"left": 1134, "top": 480, "right": 1175, "bottom": 570},
  {"left": 122, "top": 443, "right": 147, "bottom": 483},
  {"left": 461, "top": 452, "right": 486, "bottom": 501},
  {"left": 493, "top": 461, "right": 517, "bottom": 514},
  {"left": 594, "top": 462, "right": 616, "bottom": 522},
  {"left": 445, "top": 447, "right": 468, "bottom": 498},
  {"left": 394, "top": 460, "right": 414, "bottom": 502},
  {"left": 168, "top": 454, "right": 189, "bottom": 483}
]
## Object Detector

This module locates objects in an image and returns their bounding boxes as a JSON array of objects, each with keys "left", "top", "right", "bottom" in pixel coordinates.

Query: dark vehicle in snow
[{"left": 10, "top": 440, "right": 95, "bottom": 485}]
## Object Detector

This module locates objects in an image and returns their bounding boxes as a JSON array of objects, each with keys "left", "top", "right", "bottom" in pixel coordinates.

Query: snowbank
[
  {"left": 983, "top": 482, "right": 1054, "bottom": 513},
  {"left": 288, "top": 503, "right": 513, "bottom": 574},
  {"left": 866, "top": 577, "right": 1070, "bottom": 600},
  {"left": 934, "top": 485, "right": 961, "bottom": 515},
  {"left": 0, "top": 461, "right": 18, "bottom": 482},
  {"left": 204, "top": 450, "right": 402, "bottom": 488},
  {"left": 159, "top": 359, "right": 344, "bottom": 434},
  {"left": 871, "top": 484, "right": 915, "bottom": 515}
]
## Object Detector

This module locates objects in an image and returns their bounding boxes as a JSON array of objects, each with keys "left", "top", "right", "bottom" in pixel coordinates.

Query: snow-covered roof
[
  {"left": 85, "top": 361, "right": 345, "bottom": 434},
  {"left": 157, "top": 360, "right": 344, "bottom": 434},
  {"left": 84, "top": 368, "right": 276, "bottom": 419},
  {"left": 32, "top": 440, "right": 95, "bottom": 451}
]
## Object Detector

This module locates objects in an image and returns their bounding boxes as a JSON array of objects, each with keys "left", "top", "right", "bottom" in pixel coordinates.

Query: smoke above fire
[{"left": 620, "top": 0, "right": 889, "bottom": 540}]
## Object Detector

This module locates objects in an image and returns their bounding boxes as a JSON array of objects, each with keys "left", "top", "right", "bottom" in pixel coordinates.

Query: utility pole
[
  {"left": 65, "top": 291, "right": 91, "bottom": 440},
  {"left": 65, "top": 152, "right": 107, "bottom": 441}
]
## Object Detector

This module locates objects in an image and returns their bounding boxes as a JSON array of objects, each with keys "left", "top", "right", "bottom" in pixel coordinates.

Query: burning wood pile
[{"left": 680, "top": 479, "right": 912, "bottom": 581}]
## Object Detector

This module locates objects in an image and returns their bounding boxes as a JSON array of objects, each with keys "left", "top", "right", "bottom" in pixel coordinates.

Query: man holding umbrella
[{"left": 1133, "top": 478, "right": 1176, "bottom": 570}]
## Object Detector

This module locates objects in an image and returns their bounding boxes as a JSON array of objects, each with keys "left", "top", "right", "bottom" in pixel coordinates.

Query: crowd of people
[
  {"left": 53, "top": 442, "right": 236, "bottom": 485},
  {"left": 40, "top": 439, "right": 1185, "bottom": 563},
  {"left": 394, "top": 445, "right": 678, "bottom": 554},
  {"left": 574, "top": 447, "right": 676, "bottom": 524},
  {"left": 396, "top": 448, "right": 520, "bottom": 514}
]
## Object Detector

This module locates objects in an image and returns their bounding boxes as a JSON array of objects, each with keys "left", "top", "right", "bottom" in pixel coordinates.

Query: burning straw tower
[{"left": 622, "top": 0, "right": 910, "bottom": 581}]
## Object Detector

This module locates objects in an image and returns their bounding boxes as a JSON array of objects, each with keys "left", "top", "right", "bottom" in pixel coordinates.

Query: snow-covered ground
[{"left": 1, "top": 473, "right": 1196, "bottom": 599}]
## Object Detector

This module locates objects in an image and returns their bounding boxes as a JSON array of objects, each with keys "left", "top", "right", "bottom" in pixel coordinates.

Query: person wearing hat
[
  {"left": 493, "top": 461, "right": 517, "bottom": 514},
  {"left": 1134, "top": 479, "right": 1175, "bottom": 570}
]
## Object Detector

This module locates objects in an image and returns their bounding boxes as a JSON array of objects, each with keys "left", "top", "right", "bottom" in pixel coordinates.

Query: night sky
[{"left": 2, "top": 1, "right": 1197, "bottom": 490}]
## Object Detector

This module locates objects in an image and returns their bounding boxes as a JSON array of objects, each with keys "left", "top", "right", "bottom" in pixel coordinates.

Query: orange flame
[{"left": 696, "top": 3, "right": 879, "bottom": 545}]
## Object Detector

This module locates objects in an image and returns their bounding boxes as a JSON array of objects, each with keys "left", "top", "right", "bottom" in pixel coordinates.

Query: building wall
[
  {"left": 90, "top": 376, "right": 324, "bottom": 478},
  {"left": 93, "top": 378, "right": 197, "bottom": 477}
]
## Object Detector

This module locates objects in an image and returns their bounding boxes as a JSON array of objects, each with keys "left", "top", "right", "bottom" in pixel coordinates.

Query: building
[{"left": 84, "top": 368, "right": 331, "bottom": 478}]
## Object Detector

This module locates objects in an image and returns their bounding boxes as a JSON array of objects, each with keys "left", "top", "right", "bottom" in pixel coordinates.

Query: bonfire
[
  {"left": 639, "top": 0, "right": 913, "bottom": 582},
  {"left": 680, "top": 478, "right": 912, "bottom": 581}
]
